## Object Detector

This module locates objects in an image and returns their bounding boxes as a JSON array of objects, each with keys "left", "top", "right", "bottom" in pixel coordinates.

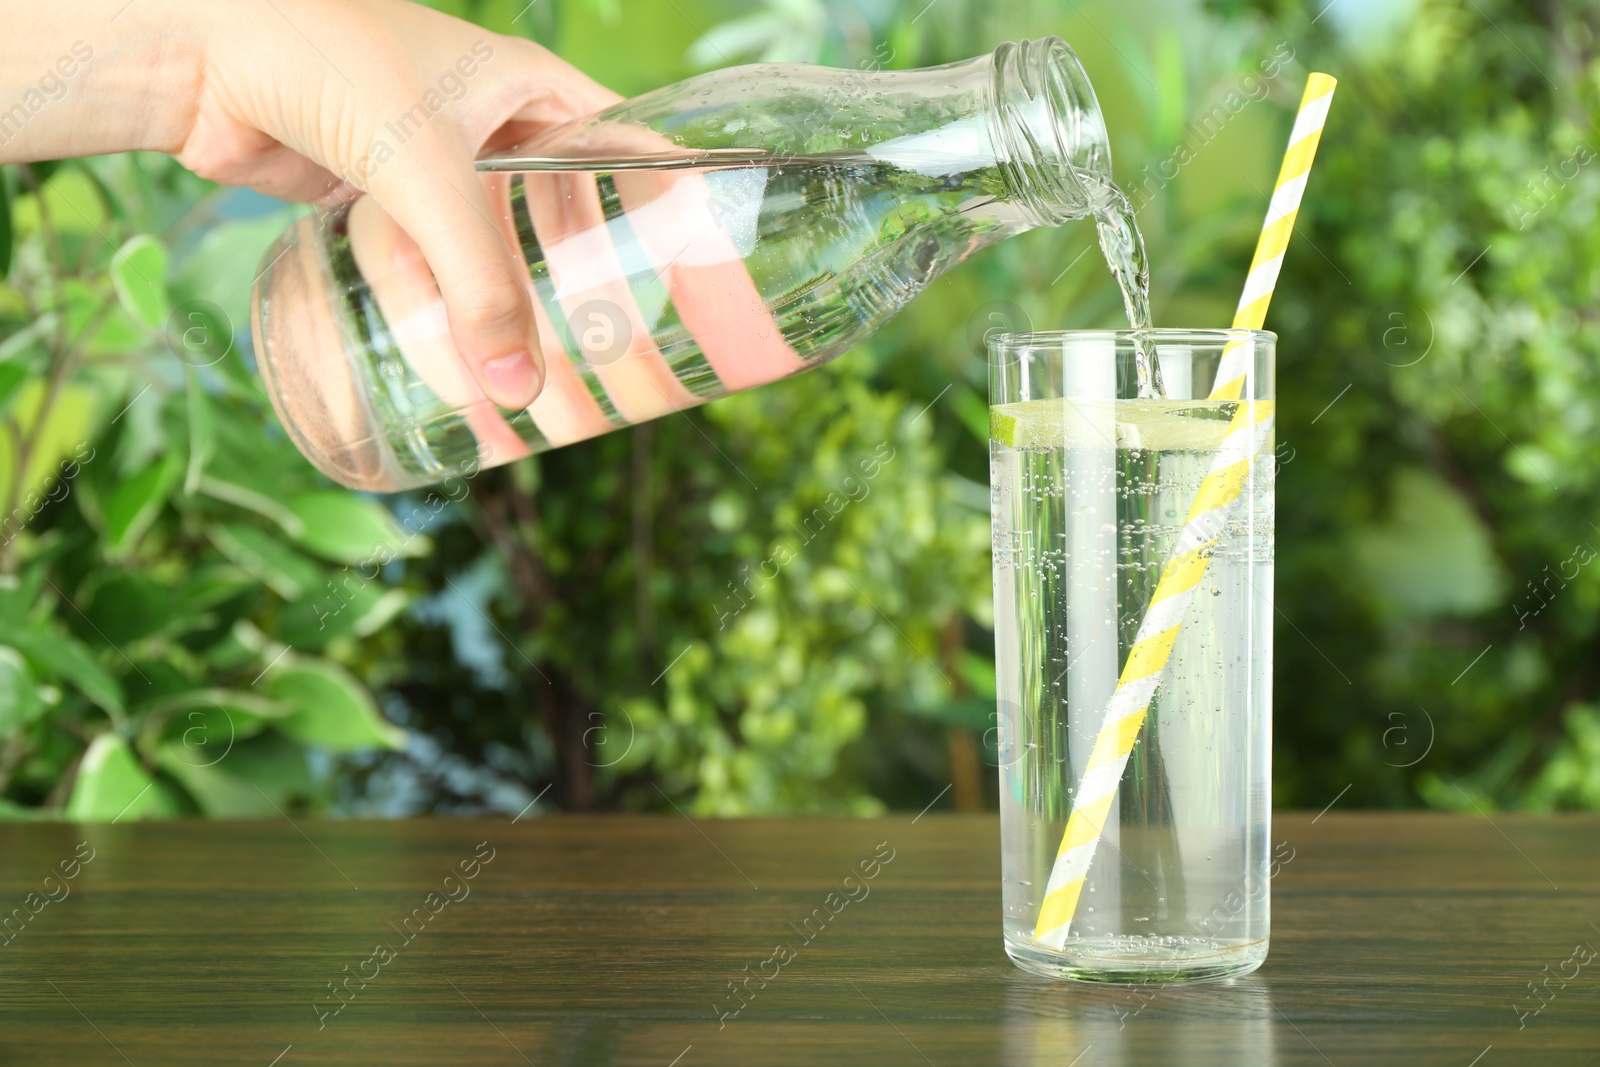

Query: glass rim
[{"left": 988, "top": 328, "right": 1276, "bottom": 350}]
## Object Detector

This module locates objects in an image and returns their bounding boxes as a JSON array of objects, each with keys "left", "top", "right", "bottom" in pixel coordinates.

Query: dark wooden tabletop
[{"left": 0, "top": 812, "right": 1596, "bottom": 1066}]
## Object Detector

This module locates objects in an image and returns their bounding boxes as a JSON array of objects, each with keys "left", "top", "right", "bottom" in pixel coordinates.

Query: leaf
[
  {"left": 207, "top": 523, "right": 323, "bottom": 600},
  {"left": 185, "top": 368, "right": 214, "bottom": 494},
  {"left": 0, "top": 361, "right": 30, "bottom": 415},
  {"left": 155, "top": 730, "right": 312, "bottom": 816},
  {"left": 138, "top": 694, "right": 282, "bottom": 781},
  {"left": 0, "top": 627, "right": 124, "bottom": 719},
  {"left": 266, "top": 658, "right": 405, "bottom": 752},
  {"left": 274, "top": 584, "right": 411, "bottom": 650},
  {"left": 78, "top": 572, "right": 181, "bottom": 646},
  {"left": 0, "top": 380, "right": 98, "bottom": 534},
  {"left": 109, "top": 234, "right": 170, "bottom": 329},
  {"left": 1350, "top": 467, "right": 1507, "bottom": 619},
  {"left": 905, "top": 694, "right": 992, "bottom": 731},
  {"left": 154, "top": 745, "right": 274, "bottom": 817},
  {"left": 222, "top": 729, "right": 315, "bottom": 795},
  {"left": 0, "top": 646, "right": 44, "bottom": 735},
  {"left": 949, "top": 385, "right": 990, "bottom": 445},
  {"left": 287, "top": 491, "right": 429, "bottom": 565},
  {"left": 0, "top": 797, "right": 52, "bottom": 820},
  {"left": 57, "top": 277, "right": 145, "bottom": 355},
  {"left": 0, "top": 315, "right": 50, "bottom": 367},
  {"left": 0, "top": 567, "right": 45, "bottom": 628},
  {"left": 14, "top": 167, "right": 103, "bottom": 237},
  {"left": 178, "top": 561, "right": 261, "bottom": 616},
  {"left": 65, "top": 734, "right": 172, "bottom": 821},
  {"left": 957, "top": 650, "right": 996, "bottom": 698},
  {"left": 102, "top": 453, "right": 181, "bottom": 557},
  {"left": 169, "top": 206, "right": 298, "bottom": 326},
  {"left": 195, "top": 623, "right": 258, "bottom": 674},
  {"left": 197, "top": 476, "right": 306, "bottom": 538},
  {"left": 140, "top": 687, "right": 291, "bottom": 725},
  {"left": 73, "top": 163, "right": 128, "bottom": 226}
]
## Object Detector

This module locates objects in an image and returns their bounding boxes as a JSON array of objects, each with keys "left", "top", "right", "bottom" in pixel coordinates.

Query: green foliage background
[{"left": 2, "top": 0, "right": 1597, "bottom": 819}]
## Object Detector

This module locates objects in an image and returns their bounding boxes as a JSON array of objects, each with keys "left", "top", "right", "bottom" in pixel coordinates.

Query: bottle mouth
[{"left": 991, "top": 36, "right": 1113, "bottom": 227}]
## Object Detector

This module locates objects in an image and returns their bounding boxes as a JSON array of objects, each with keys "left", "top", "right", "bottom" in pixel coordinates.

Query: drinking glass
[{"left": 989, "top": 329, "right": 1275, "bottom": 983}]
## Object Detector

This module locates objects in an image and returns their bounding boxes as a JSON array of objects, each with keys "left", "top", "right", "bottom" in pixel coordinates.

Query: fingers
[{"left": 364, "top": 128, "right": 543, "bottom": 411}]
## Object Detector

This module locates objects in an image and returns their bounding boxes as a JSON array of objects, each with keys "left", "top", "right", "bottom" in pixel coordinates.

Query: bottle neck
[{"left": 989, "top": 37, "right": 1112, "bottom": 228}]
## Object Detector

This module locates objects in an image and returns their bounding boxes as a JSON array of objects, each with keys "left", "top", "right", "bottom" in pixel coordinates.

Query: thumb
[{"left": 363, "top": 127, "right": 541, "bottom": 410}]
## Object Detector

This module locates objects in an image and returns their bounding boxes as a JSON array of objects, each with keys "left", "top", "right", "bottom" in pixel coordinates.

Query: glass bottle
[{"left": 250, "top": 36, "right": 1112, "bottom": 491}]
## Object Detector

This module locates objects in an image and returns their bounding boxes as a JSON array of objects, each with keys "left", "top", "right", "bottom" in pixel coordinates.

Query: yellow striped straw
[{"left": 1033, "top": 73, "right": 1337, "bottom": 950}]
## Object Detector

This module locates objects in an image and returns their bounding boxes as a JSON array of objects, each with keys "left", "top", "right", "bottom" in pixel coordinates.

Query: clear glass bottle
[{"left": 251, "top": 37, "right": 1112, "bottom": 491}]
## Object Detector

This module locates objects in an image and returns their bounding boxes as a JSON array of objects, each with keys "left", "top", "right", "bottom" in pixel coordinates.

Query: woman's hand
[{"left": 1, "top": 0, "right": 621, "bottom": 409}]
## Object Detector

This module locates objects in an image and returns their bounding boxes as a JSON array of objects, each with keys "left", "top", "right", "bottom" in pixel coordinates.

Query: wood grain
[{"left": 0, "top": 813, "right": 1595, "bottom": 1065}]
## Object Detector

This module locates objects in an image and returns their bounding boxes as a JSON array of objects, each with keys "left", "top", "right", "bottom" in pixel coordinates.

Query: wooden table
[{"left": 0, "top": 813, "right": 1595, "bottom": 1065}]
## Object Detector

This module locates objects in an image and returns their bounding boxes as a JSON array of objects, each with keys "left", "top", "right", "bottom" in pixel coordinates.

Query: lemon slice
[{"left": 990, "top": 398, "right": 1239, "bottom": 451}]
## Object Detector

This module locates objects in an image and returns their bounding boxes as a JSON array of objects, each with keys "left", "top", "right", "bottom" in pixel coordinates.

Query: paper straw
[
  {"left": 1033, "top": 73, "right": 1337, "bottom": 950},
  {"left": 1215, "top": 72, "right": 1339, "bottom": 395}
]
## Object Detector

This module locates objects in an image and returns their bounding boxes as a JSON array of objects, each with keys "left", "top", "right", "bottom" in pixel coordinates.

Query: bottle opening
[{"left": 991, "top": 36, "right": 1112, "bottom": 228}]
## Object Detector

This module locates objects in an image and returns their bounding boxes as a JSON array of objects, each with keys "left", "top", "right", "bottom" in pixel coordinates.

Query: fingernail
[{"left": 482, "top": 351, "right": 539, "bottom": 407}]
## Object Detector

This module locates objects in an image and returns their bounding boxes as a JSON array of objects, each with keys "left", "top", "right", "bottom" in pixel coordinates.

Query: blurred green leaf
[
  {"left": 1350, "top": 467, "right": 1507, "bottom": 619},
  {"left": 287, "top": 491, "right": 429, "bottom": 564},
  {"left": 138, "top": 694, "right": 286, "bottom": 777},
  {"left": 12, "top": 167, "right": 103, "bottom": 238},
  {"left": 178, "top": 561, "right": 259, "bottom": 617},
  {"left": 0, "top": 627, "right": 124, "bottom": 719},
  {"left": 109, "top": 234, "right": 170, "bottom": 330},
  {"left": 1522, "top": 705, "right": 1600, "bottom": 810},
  {"left": 0, "top": 381, "right": 97, "bottom": 527},
  {"left": 274, "top": 583, "right": 411, "bottom": 650},
  {"left": 957, "top": 650, "right": 996, "bottom": 697},
  {"left": 0, "top": 361, "right": 31, "bottom": 414},
  {"left": 0, "top": 568, "right": 44, "bottom": 628},
  {"left": 169, "top": 207, "right": 296, "bottom": 325},
  {"left": 219, "top": 729, "right": 315, "bottom": 796},
  {"left": 197, "top": 475, "right": 307, "bottom": 537},
  {"left": 266, "top": 658, "right": 406, "bottom": 752},
  {"left": 140, "top": 687, "right": 291, "bottom": 725},
  {"left": 0, "top": 797, "right": 51, "bottom": 820},
  {"left": 102, "top": 453, "right": 182, "bottom": 558},
  {"left": 207, "top": 523, "right": 323, "bottom": 600},
  {"left": 78, "top": 573, "right": 181, "bottom": 646},
  {"left": 154, "top": 729, "right": 314, "bottom": 816},
  {"left": 153, "top": 744, "right": 273, "bottom": 816},
  {"left": 0, "top": 646, "right": 44, "bottom": 735},
  {"left": 949, "top": 384, "right": 989, "bottom": 444},
  {"left": 906, "top": 695, "right": 991, "bottom": 730},
  {"left": 64, "top": 734, "right": 169, "bottom": 821},
  {"left": 185, "top": 369, "right": 214, "bottom": 494},
  {"left": 58, "top": 277, "right": 146, "bottom": 355}
]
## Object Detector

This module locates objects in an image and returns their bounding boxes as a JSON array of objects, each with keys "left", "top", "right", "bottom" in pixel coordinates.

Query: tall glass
[{"left": 988, "top": 330, "right": 1275, "bottom": 983}]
